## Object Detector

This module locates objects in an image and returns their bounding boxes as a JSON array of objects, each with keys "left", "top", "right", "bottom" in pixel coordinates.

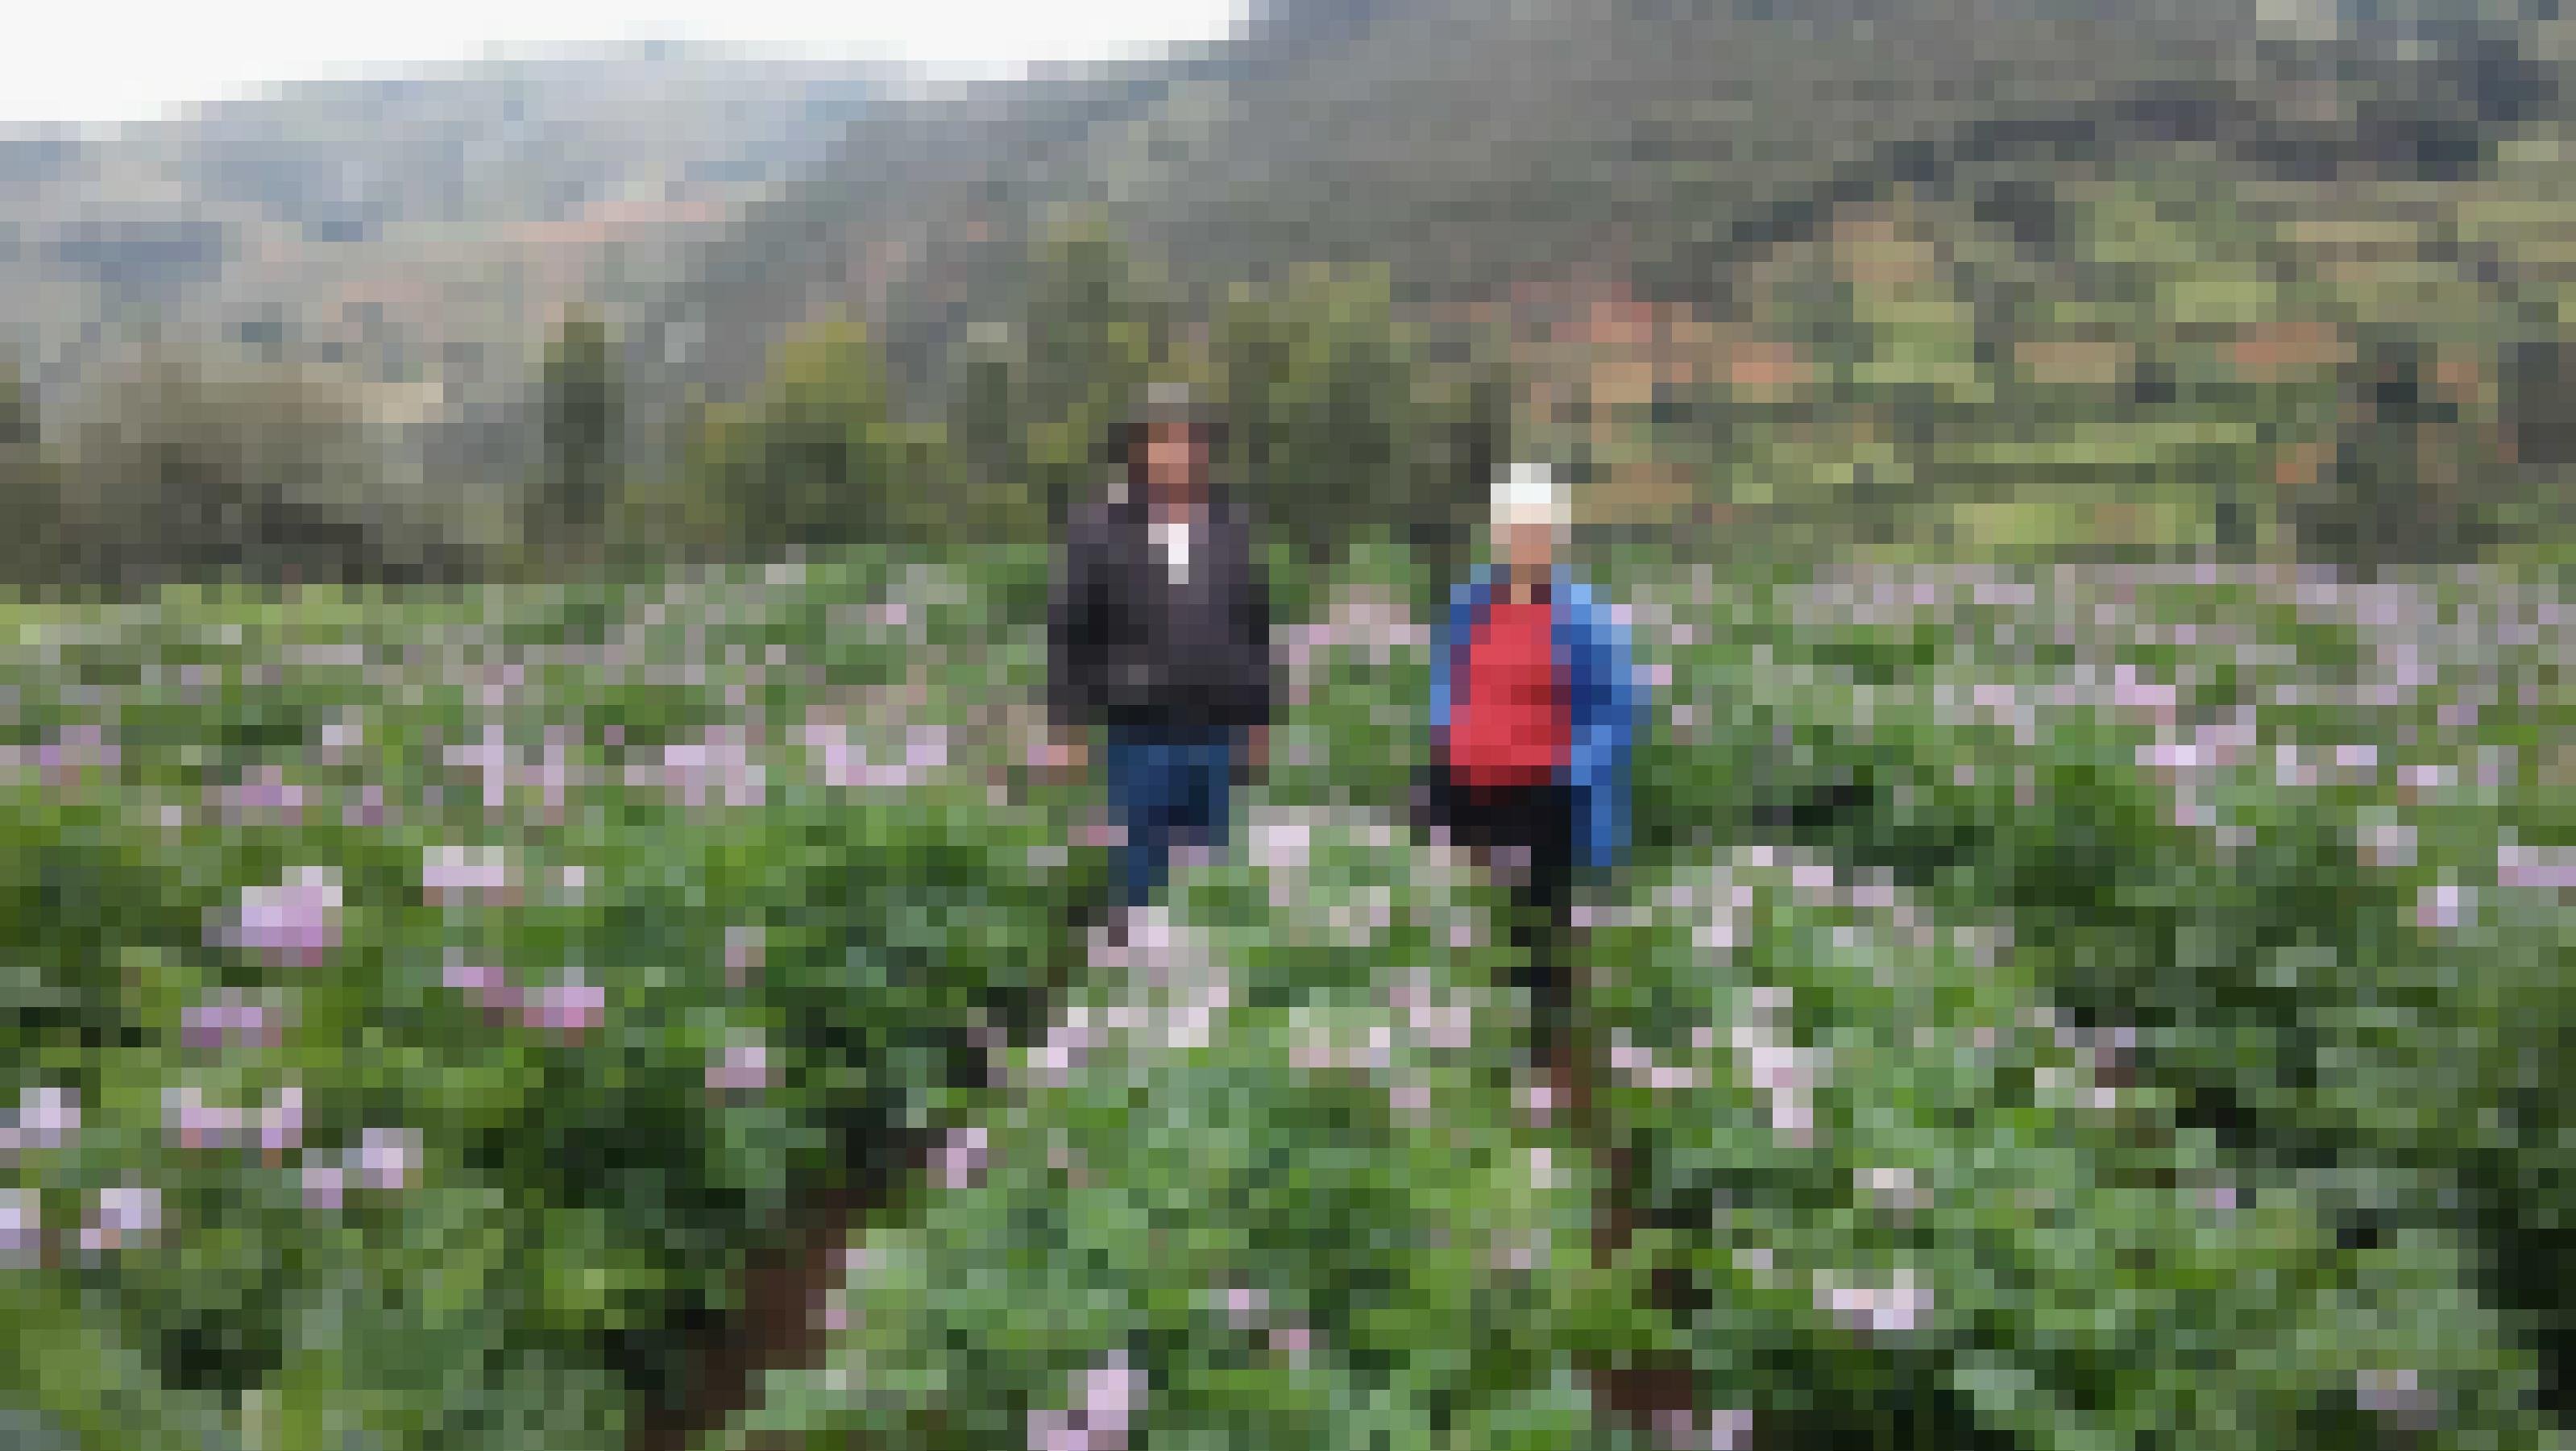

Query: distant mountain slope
[
  {"left": 634, "top": 0, "right": 2286, "bottom": 421},
  {"left": 640, "top": 55, "right": 1211, "bottom": 414},
  {"left": 0, "top": 44, "right": 891, "bottom": 413},
  {"left": 641, "top": 0, "right": 2575, "bottom": 457}
]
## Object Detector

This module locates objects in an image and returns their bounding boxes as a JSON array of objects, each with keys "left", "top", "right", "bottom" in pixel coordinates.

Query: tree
[
  {"left": 0, "top": 355, "right": 30, "bottom": 452},
  {"left": 1402, "top": 329, "right": 1515, "bottom": 611},
  {"left": 1021, "top": 212, "right": 1172, "bottom": 536},
  {"left": 2296, "top": 332, "right": 2504, "bottom": 577},
  {"left": 942, "top": 321, "right": 1045, "bottom": 544},
  {"left": 685, "top": 310, "right": 915, "bottom": 561},
  {"left": 54, "top": 346, "right": 392, "bottom": 590},
  {"left": 0, "top": 357, "right": 56, "bottom": 588},
  {"left": 534, "top": 305, "right": 618, "bottom": 569},
  {"left": 1219, "top": 263, "right": 1428, "bottom": 575}
]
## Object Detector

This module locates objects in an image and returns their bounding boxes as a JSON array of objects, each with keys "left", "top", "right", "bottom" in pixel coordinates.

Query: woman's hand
[{"left": 1042, "top": 733, "right": 1089, "bottom": 780}]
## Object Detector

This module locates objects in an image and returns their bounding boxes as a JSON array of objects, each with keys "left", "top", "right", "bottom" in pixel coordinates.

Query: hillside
[
  {"left": 12, "top": 0, "right": 2571, "bottom": 577},
  {"left": 624, "top": 0, "right": 2569, "bottom": 509},
  {"left": 0, "top": 44, "right": 890, "bottom": 421},
  {"left": 636, "top": 0, "right": 2275, "bottom": 418}
]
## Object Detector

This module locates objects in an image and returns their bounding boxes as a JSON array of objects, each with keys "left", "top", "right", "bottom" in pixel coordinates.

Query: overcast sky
[{"left": 5, "top": 0, "right": 1251, "bottom": 130}]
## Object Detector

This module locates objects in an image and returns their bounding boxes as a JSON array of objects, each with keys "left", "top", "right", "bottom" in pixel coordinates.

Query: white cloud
[{"left": 3, "top": 0, "right": 1250, "bottom": 129}]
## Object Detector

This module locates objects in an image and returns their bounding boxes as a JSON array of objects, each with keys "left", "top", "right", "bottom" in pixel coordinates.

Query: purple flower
[
  {"left": 2362, "top": 821, "right": 2417, "bottom": 871},
  {"left": 181, "top": 989, "right": 284, "bottom": 1053},
  {"left": 34, "top": 724, "right": 119, "bottom": 790},
  {"left": 1817, "top": 1267, "right": 1931, "bottom": 1336},
  {"left": 215, "top": 765, "right": 306, "bottom": 827},
  {"left": 1269, "top": 1324, "right": 1313, "bottom": 1366},
  {"left": 164, "top": 1084, "right": 246, "bottom": 1150},
  {"left": 649, "top": 729, "right": 768, "bottom": 809},
  {"left": 438, "top": 953, "right": 497, "bottom": 1000},
  {"left": 1352, "top": 1020, "right": 1394, "bottom": 1071},
  {"left": 1218, "top": 1284, "right": 1269, "bottom": 1330},
  {"left": 2499, "top": 843, "right": 2576, "bottom": 893},
  {"left": 259, "top": 1083, "right": 305, "bottom": 1157},
  {"left": 707, "top": 1033, "right": 773, "bottom": 1095},
  {"left": 904, "top": 723, "right": 950, "bottom": 773},
  {"left": 1769, "top": 1094, "right": 1815, "bottom": 1146},
  {"left": 1067, "top": 1350, "right": 1145, "bottom": 1449},
  {"left": 1861, "top": 1166, "right": 1927, "bottom": 1214},
  {"left": 79, "top": 1183, "right": 161, "bottom": 1253},
  {"left": 1405, "top": 990, "right": 1474, "bottom": 1054},
  {"left": 937, "top": 1125, "right": 990, "bottom": 1192},
  {"left": 2400, "top": 762, "right": 2452, "bottom": 793},
  {"left": 2416, "top": 881, "right": 2468, "bottom": 933},
  {"left": 224, "top": 867, "right": 342, "bottom": 968},
  {"left": 445, "top": 720, "right": 513, "bottom": 815},
  {"left": 301, "top": 1161, "right": 347, "bottom": 1213},
  {"left": 1609, "top": 1032, "right": 1702, "bottom": 1092},
  {"left": 1736, "top": 1243, "right": 1779, "bottom": 1285},
  {"left": 442, "top": 956, "right": 520, "bottom": 1018},
  {"left": 1654, "top": 1408, "right": 1753, "bottom": 1451},
  {"left": 1491, "top": 1229, "right": 1550, "bottom": 1274},
  {"left": 1027, "top": 1014, "right": 1102, "bottom": 1088},
  {"left": 342, "top": 781, "right": 389, "bottom": 830},
  {"left": 354, "top": 1127, "right": 420, "bottom": 1192},
  {"left": 802, "top": 715, "right": 861, "bottom": 788},
  {"left": 724, "top": 924, "right": 764, "bottom": 988},
  {"left": 2356, "top": 1368, "right": 2437, "bottom": 1428},
  {"left": 522, "top": 972, "right": 605, "bottom": 1039},
  {"left": 317, "top": 709, "right": 364, "bottom": 762},
  {"left": 1518, "top": 1079, "right": 1557, "bottom": 1129},
  {"left": 423, "top": 844, "right": 512, "bottom": 906},
  {"left": 0, "top": 1187, "right": 38, "bottom": 1264},
  {"left": 1387, "top": 1076, "right": 1433, "bottom": 1120},
  {"left": 1251, "top": 815, "right": 1313, "bottom": 877},
  {"left": 3, "top": 1084, "right": 80, "bottom": 1155}
]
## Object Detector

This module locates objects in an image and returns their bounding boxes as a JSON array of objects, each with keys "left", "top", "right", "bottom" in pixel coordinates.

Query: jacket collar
[
  {"left": 1114, "top": 476, "right": 1226, "bottom": 521},
  {"left": 1477, "top": 562, "right": 1571, "bottom": 608},
  {"left": 1500, "top": 567, "right": 1553, "bottom": 607}
]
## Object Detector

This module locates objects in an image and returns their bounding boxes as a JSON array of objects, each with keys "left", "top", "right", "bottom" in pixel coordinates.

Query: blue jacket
[{"left": 1429, "top": 564, "right": 1642, "bottom": 873}]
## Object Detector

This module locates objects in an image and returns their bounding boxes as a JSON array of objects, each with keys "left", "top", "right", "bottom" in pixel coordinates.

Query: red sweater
[{"left": 1450, "top": 595, "right": 1569, "bottom": 788}]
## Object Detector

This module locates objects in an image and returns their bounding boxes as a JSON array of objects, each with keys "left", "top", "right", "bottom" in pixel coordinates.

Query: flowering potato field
[
  {"left": 2, "top": 547, "right": 2570, "bottom": 1451},
  {"left": 0, "top": 554, "right": 1094, "bottom": 1451}
]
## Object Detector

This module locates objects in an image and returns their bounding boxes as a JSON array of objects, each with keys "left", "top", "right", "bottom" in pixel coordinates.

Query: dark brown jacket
[{"left": 1047, "top": 481, "right": 1275, "bottom": 736}]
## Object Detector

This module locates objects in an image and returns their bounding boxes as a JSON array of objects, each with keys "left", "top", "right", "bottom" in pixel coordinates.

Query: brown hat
[
  {"left": 1114, "top": 380, "right": 1224, "bottom": 475},
  {"left": 1133, "top": 380, "right": 1220, "bottom": 434}
]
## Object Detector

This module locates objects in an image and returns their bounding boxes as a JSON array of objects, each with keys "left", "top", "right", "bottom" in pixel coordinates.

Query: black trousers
[{"left": 1423, "top": 765, "right": 1578, "bottom": 1053}]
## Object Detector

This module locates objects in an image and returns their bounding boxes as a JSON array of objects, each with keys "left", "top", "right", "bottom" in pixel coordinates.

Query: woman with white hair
[{"left": 1423, "top": 462, "right": 1642, "bottom": 1080}]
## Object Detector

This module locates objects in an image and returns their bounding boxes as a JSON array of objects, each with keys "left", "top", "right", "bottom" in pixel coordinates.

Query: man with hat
[
  {"left": 1046, "top": 381, "right": 1276, "bottom": 944},
  {"left": 1424, "top": 460, "right": 1641, "bottom": 1085}
]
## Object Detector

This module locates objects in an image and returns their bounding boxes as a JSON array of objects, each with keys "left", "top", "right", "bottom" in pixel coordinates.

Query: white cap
[{"left": 1492, "top": 461, "right": 1566, "bottom": 534}]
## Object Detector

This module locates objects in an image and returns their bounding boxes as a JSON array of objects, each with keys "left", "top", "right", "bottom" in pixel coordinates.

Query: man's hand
[{"left": 1242, "top": 724, "right": 1269, "bottom": 772}]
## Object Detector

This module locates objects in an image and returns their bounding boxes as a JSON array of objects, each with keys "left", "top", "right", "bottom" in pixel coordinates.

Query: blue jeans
[{"left": 1101, "top": 728, "right": 1236, "bottom": 910}]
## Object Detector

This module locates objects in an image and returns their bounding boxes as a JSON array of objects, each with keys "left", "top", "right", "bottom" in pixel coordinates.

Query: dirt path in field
[
  {"left": 1548, "top": 1025, "right": 1721, "bottom": 1444},
  {"left": 629, "top": 1136, "right": 929, "bottom": 1451},
  {"left": 629, "top": 907, "right": 1711, "bottom": 1451},
  {"left": 628, "top": 1183, "right": 864, "bottom": 1451}
]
